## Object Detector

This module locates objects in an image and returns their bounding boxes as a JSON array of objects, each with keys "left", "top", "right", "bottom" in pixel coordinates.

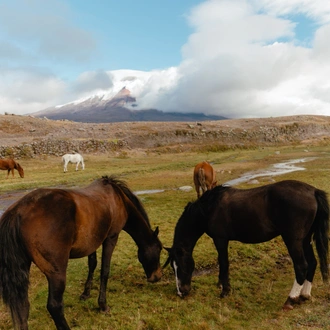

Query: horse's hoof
[
  {"left": 282, "top": 303, "right": 294, "bottom": 311},
  {"left": 100, "top": 306, "right": 110, "bottom": 314},
  {"left": 220, "top": 290, "right": 230, "bottom": 298},
  {"left": 80, "top": 293, "right": 90, "bottom": 301},
  {"left": 283, "top": 297, "right": 300, "bottom": 310},
  {"left": 299, "top": 294, "right": 310, "bottom": 302}
]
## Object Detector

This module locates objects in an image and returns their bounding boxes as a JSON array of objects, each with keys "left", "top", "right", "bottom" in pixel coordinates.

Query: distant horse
[
  {"left": 164, "top": 180, "right": 329, "bottom": 310},
  {"left": 0, "top": 176, "right": 162, "bottom": 330},
  {"left": 193, "top": 161, "right": 217, "bottom": 198},
  {"left": 0, "top": 158, "right": 24, "bottom": 178},
  {"left": 62, "top": 153, "right": 85, "bottom": 172}
]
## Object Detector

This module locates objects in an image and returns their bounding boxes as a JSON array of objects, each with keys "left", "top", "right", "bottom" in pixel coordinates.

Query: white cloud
[
  {"left": 0, "top": 0, "right": 96, "bottom": 63},
  {"left": 252, "top": 0, "right": 330, "bottom": 23},
  {"left": 0, "top": 68, "right": 66, "bottom": 114},
  {"left": 149, "top": 0, "right": 330, "bottom": 118},
  {"left": 2, "top": 0, "right": 330, "bottom": 118}
]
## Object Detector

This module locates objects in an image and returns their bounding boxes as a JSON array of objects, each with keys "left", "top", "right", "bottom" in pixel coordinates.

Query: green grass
[{"left": 1, "top": 145, "right": 330, "bottom": 329}]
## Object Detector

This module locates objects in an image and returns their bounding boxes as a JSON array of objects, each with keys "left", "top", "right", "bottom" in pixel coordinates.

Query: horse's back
[
  {"left": 202, "top": 180, "right": 324, "bottom": 243},
  {"left": 0, "top": 158, "right": 14, "bottom": 169},
  {"left": 62, "top": 153, "right": 82, "bottom": 161},
  {"left": 3, "top": 187, "right": 115, "bottom": 260},
  {"left": 193, "top": 161, "right": 217, "bottom": 194}
]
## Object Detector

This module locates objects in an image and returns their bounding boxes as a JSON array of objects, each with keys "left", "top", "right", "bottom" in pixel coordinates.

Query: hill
[
  {"left": 1, "top": 114, "right": 330, "bottom": 158},
  {"left": 31, "top": 87, "right": 226, "bottom": 123}
]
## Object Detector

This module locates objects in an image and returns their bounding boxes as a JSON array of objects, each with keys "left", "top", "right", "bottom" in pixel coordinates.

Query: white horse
[{"left": 62, "top": 153, "right": 85, "bottom": 172}]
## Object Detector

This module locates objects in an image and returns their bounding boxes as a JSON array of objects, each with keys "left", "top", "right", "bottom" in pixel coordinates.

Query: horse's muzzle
[
  {"left": 147, "top": 267, "right": 162, "bottom": 283},
  {"left": 178, "top": 285, "right": 191, "bottom": 298}
]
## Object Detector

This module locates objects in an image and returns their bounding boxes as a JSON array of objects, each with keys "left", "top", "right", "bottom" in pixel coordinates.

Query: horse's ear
[
  {"left": 154, "top": 226, "right": 159, "bottom": 237},
  {"left": 162, "top": 256, "right": 171, "bottom": 269}
]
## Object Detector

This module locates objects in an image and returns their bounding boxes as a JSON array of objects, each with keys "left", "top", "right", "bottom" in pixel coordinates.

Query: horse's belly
[
  {"left": 69, "top": 230, "right": 106, "bottom": 258},
  {"left": 69, "top": 248, "right": 95, "bottom": 259},
  {"left": 233, "top": 230, "right": 278, "bottom": 244}
]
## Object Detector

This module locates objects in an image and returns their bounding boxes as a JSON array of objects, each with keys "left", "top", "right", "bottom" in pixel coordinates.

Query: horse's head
[
  {"left": 16, "top": 163, "right": 24, "bottom": 178},
  {"left": 138, "top": 226, "right": 163, "bottom": 283},
  {"left": 163, "top": 245, "right": 195, "bottom": 297}
]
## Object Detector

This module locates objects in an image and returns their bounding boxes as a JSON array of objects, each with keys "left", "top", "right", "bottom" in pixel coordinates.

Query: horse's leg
[
  {"left": 80, "top": 251, "right": 97, "bottom": 300},
  {"left": 63, "top": 161, "right": 67, "bottom": 173},
  {"left": 46, "top": 271, "right": 70, "bottom": 330},
  {"left": 282, "top": 237, "right": 308, "bottom": 310},
  {"left": 6, "top": 169, "right": 10, "bottom": 178},
  {"left": 98, "top": 233, "right": 119, "bottom": 312},
  {"left": 213, "top": 238, "right": 230, "bottom": 297},
  {"left": 300, "top": 237, "right": 317, "bottom": 301}
]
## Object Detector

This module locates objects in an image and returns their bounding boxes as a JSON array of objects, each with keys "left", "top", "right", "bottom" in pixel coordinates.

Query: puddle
[
  {"left": 135, "top": 189, "right": 165, "bottom": 195},
  {"left": 224, "top": 157, "right": 315, "bottom": 186}
]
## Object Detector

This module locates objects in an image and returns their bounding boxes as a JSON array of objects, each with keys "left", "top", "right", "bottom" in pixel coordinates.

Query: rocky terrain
[{"left": 1, "top": 113, "right": 330, "bottom": 158}]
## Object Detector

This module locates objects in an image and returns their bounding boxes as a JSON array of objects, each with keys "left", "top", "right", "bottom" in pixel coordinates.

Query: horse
[
  {"left": 193, "top": 161, "right": 217, "bottom": 198},
  {"left": 0, "top": 158, "right": 24, "bottom": 178},
  {"left": 62, "top": 153, "right": 85, "bottom": 172},
  {"left": 0, "top": 176, "right": 163, "bottom": 330},
  {"left": 164, "top": 180, "right": 329, "bottom": 310}
]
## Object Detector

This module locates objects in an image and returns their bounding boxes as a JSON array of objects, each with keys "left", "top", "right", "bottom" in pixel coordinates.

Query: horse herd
[
  {"left": 0, "top": 158, "right": 329, "bottom": 329},
  {"left": 0, "top": 153, "right": 84, "bottom": 180}
]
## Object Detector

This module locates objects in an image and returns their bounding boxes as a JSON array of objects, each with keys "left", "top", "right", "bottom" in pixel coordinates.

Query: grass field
[{"left": 1, "top": 145, "right": 330, "bottom": 329}]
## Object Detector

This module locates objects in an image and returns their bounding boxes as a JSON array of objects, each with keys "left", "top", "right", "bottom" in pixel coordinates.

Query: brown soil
[{"left": 1, "top": 114, "right": 330, "bottom": 153}]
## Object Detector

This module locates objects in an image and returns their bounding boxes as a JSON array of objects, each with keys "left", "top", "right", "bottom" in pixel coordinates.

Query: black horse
[{"left": 164, "top": 180, "right": 329, "bottom": 310}]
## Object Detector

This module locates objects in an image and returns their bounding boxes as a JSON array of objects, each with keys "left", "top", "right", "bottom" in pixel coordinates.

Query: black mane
[{"left": 101, "top": 175, "right": 151, "bottom": 227}]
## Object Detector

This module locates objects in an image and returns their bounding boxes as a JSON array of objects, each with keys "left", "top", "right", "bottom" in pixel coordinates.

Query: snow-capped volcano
[{"left": 32, "top": 69, "right": 225, "bottom": 123}]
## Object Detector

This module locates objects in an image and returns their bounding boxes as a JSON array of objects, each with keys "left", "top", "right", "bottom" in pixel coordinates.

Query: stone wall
[{"left": 0, "top": 138, "right": 128, "bottom": 159}]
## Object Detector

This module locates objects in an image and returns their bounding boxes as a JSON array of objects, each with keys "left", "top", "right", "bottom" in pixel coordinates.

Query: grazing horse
[
  {"left": 62, "top": 153, "right": 85, "bottom": 172},
  {"left": 0, "top": 158, "right": 24, "bottom": 178},
  {"left": 0, "top": 176, "right": 162, "bottom": 330},
  {"left": 164, "top": 180, "right": 329, "bottom": 310},
  {"left": 193, "top": 161, "right": 217, "bottom": 198}
]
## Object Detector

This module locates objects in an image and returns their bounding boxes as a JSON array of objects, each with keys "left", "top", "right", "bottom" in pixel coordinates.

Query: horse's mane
[
  {"left": 199, "top": 184, "right": 231, "bottom": 204},
  {"left": 174, "top": 184, "right": 231, "bottom": 240},
  {"left": 100, "top": 176, "right": 151, "bottom": 227}
]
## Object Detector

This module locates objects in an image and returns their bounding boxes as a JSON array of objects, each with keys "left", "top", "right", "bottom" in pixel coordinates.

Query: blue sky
[
  {"left": 66, "top": 0, "right": 200, "bottom": 73},
  {"left": 1, "top": 0, "right": 330, "bottom": 118}
]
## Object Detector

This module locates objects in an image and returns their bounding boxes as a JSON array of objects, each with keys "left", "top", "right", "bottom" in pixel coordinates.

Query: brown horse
[
  {"left": 193, "top": 161, "right": 217, "bottom": 198},
  {"left": 0, "top": 158, "right": 24, "bottom": 178},
  {"left": 0, "top": 176, "right": 162, "bottom": 330}
]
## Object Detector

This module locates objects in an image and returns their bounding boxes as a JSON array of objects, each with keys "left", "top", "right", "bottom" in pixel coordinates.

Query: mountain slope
[{"left": 32, "top": 86, "right": 226, "bottom": 123}]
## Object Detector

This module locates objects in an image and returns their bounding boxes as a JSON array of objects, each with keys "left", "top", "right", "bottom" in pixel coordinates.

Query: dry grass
[{"left": 1, "top": 145, "right": 330, "bottom": 329}]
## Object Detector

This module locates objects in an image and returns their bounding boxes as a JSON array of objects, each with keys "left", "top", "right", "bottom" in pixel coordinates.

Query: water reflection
[
  {"left": 135, "top": 189, "right": 165, "bottom": 195},
  {"left": 224, "top": 157, "right": 315, "bottom": 186}
]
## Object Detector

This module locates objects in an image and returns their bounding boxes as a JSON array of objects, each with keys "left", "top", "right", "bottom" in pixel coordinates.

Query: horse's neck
[
  {"left": 124, "top": 210, "right": 153, "bottom": 248},
  {"left": 174, "top": 216, "right": 205, "bottom": 252}
]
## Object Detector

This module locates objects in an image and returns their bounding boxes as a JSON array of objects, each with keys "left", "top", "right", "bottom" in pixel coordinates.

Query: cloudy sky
[{"left": 1, "top": 0, "right": 330, "bottom": 118}]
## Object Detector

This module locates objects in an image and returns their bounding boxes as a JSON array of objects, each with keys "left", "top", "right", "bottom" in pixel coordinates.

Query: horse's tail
[
  {"left": 198, "top": 168, "right": 207, "bottom": 193},
  {"left": 0, "top": 211, "right": 31, "bottom": 327},
  {"left": 313, "top": 189, "right": 330, "bottom": 282}
]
